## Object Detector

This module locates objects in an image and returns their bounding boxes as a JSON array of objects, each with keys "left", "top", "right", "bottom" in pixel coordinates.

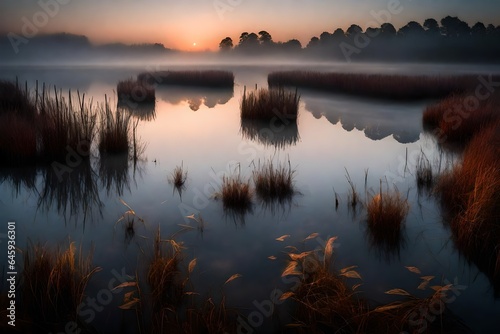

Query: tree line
[{"left": 218, "top": 16, "right": 500, "bottom": 62}]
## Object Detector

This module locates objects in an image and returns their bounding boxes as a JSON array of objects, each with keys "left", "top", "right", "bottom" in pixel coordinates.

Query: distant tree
[
  {"left": 398, "top": 21, "right": 425, "bottom": 37},
  {"left": 441, "top": 16, "right": 470, "bottom": 38},
  {"left": 258, "top": 31, "right": 273, "bottom": 45},
  {"left": 319, "top": 31, "right": 333, "bottom": 46},
  {"left": 365, "top": 27, "right": 380, "bottom": 38},
  {"left": 380, "top": 23, "right": 397, "bottom": 37},
  {"left": 238, "top": 32, "right": 259, "bottom": 49},
  {"left": 239, "top": 32, "right": 249, "bottom": 45},
  {"left": 346, "top": 24, "right": 363, "bottom": 37},
  {"left": 471, "top": 22, "right": 486, "bottom": 36},
  {"left": 423, "top": 18, "right": 440, "bottom": 35},
  {"left": 282, "top": 39, "right": 302, "bottom": 51},
  {"left": 219, "top": 37, "right": 233, "bottom": 51},
  {"left": 486, "top": 24, "right": 496, "bottom": 35},
  {"left": 307, "top": 36, "right": 320, "bottom": 48},
  {"left": 332, "top": 28, "right": 345, "bottom": 40}
]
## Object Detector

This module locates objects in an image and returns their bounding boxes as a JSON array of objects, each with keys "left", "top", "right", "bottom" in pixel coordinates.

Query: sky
[{"left": 0, "top": 0, "right": 499, "bottom": 51}]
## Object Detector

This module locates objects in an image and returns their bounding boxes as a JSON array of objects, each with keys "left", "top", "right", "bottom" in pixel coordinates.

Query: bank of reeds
[
  {"left": 240, "top": 86, "right": 300, "bottom": 120},
  {"left": 437, "top": 120, "right": 500, "bottom": 285},
  {"left": 138, "top": 70, "right": 234, "bottom": 88},
  {"left": 21, "top": 241, "right": 100, "bottom": 326},
  {"left": 268, "top": 71, "right": 491, "bottom": 100},
  {"left": 422, "top": 92, "right": 499, "bottom": 145}
]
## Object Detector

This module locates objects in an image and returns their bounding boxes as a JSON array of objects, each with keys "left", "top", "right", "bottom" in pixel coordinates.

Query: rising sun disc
[{"left": 193, "top": 42, "right": 197, "bottom": 46}]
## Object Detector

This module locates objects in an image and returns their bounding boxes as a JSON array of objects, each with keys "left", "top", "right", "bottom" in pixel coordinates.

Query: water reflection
[
  {"left": 118, "top": 101, "right": 156, "bottom": 121},
  {"left": 365, "top": 223, "right": 407, "bottom": 262},
  {"left": 303, "top": 92, "right": 427, "bottom": 144},
  {"left": 37, "top": 160, "right": 103, "bottom": 225},
  {"left": 157, "top": 86, "right": 233, "bottom": 111},
  {"left": 240, "top": 119, "right": 300, "bottom": 149},
  {"left": 99, "top": 153, "right": 133, "bottom": 196},
  {"left": 0, "top": 166, "right": 38, "bottom": 197}
]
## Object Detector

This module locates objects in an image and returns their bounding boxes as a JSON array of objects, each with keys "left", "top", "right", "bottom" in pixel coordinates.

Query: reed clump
[
  {"left": 240, "top": 86, "right": 300, "bottom": 120},
  {"left": 253, "top": 159, "right": 295, "bottom": 203},
  {"left": 268, "top": 71, "right": 489, "bottom": 100},
  {"left": 99, "top": 100, "right": 131, "bottom": 155},
  {"left": 138, "top": 70, "right": 234, "bottom": 88},
  {"left": 170, "top": 163, "right": 188, "bottom": 189},
  {"left": 216, "top": 173, "right": 253, "bottom": 213},
  {"left": 423, "top": 92, "right": 499, "bottom": 145},
  {"left": 416, "top": 152, "right": 434, "bottom": 193},
  {"left": 21, "top": 241, "right": 100, "bottom": 324},
  {"left": 367, "top": 187, "right": 410, "bottom": 232}
]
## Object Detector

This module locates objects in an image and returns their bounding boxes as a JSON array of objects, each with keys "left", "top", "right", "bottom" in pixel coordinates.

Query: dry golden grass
[
  {"left": 437, "top": 120, "right": 500, "bottom": 283},
  {"left": 22, "top": 241, "right": 100, "bottom": 323},
  {"left": 240, "top": 86, "right": 300, "bottom": 120},
  {"left": 268, "top": 71, "right": 487, "bottom": 100},
  {"left": 423, "top": 93, "right": 499, "bottom": 145}
]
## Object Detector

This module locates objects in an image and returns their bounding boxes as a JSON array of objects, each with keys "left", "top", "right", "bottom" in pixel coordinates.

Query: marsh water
[{"left": 1, "top": 62, "right": 500, "bottom": 333}]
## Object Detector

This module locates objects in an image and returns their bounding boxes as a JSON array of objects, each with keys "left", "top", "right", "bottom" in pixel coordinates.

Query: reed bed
[
  {"left": 437, "top": 120, "right": 500, "bottom": 282},
  {"left": 253, "top": 159, "right": 295, "bottom": 203},
  {"left": 0, "top": 81, "right": 98, "bottom": 165},
  {"left": 98, "top": 101, "right": 131, "bottom": 155},
  {"left": 423, "top": 92, "right": 499, "bottom": 145},
  {"left": 241, "top": 86, "right": 300, "bottom": 120},
  {"left": 117, "top": 78, "right": 155, "bottom": 104},
  {"left": 138, "top": 70, "right": 234, "bottom": 88},
  {"left": 21, "top": 241, "right": 100, "bottom": 325},
  {"left": 268, "top": 71, "right": 490, "bottom": 100}
]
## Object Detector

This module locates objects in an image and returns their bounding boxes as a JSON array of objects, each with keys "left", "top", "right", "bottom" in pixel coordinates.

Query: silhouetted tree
[
  {"left": 380, "top": 23, "right": 397, "bottom": 37},
  {"left": 398, "top": 21, "right": 425, "bottom": 37},
  {"left": 282, "top": 39, "right": 302, "bottom": 51},
  {"left": 238, "top": 32, "right": 259, "bottom": 49},
  {"left": 486, "top": 24, "right": 496, "bottom": 35},
  {"left": 346, "top": 24, "right": 363, "bottom": 37},
  {"left": 423, "top": 18, "right": 440, "bottom": 36},
  {"left": 239, "top": 32, "right": 249, "bottom": 45},
  {"left": 307, "top": 36, "right": 320, "bottom": 48},
  {"left": 219, "top": 37, "right": 233, "bottom": 51},
  {"left": 441, "top": 16, "right": 470, "bottom": 38},
  {"left": 258, "top": 31, "right": 273, "bottom": 45},
  {"left": 319, "top": 31, "right": 332, "bottom": 46},
  {"left": 332, "top": 28, "right": 345, "bottom": 39},
  {"left": 471, "top": 22, "right": 486, "bottom": 36}
]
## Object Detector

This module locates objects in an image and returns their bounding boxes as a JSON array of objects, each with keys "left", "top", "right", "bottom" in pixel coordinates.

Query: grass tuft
[
  {"left": 253, "top": 159, "right": 295, "bottom": 203},
  {"left": 216, "top": 172, "right": 253, "bottom": 214},
  {"left": 99, "top": 100, "right": 131, "bottom": 155}
]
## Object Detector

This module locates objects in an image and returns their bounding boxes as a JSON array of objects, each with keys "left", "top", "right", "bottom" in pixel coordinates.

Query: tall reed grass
[
  {"left": 99, "top": 100, "right": 131, "bottom": 155},
  {"left": 117, "top": 78, "right": 155, "bottom": 103},
  {"left": 240, "top": 86, "right": 300, "bottom": 120},
  {"left": 253, "top": 159, "right": 295, "bottom": 203},
  {"left": 437, "top": 120, "right": 500, "bottom": 283},
  {"left": 268, "top": 71, "right": 489, "bottom": 100},
  {"left": 216, "top": 172, "right": 253, "bottom": 214},
  {"left": 22, "top": 241, "right": 100, "bottom": 325}
]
